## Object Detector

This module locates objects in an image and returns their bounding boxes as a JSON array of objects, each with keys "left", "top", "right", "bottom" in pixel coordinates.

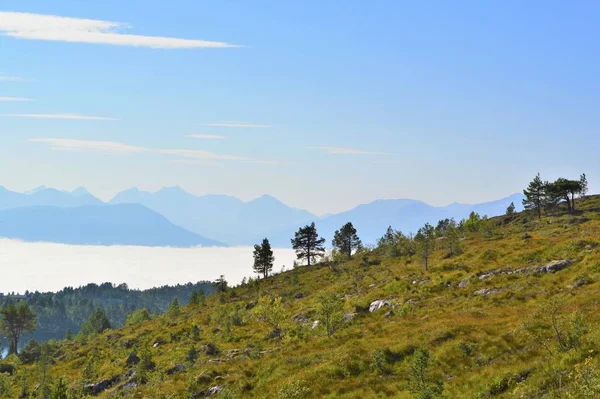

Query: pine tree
[
  {"left": 0, "top": 302, "right": 36, "bottom": 355},
  {"left": 167, "top": 299, "right": 180, "bottom": 318},
  {"left": 81, "top": 308, "right": 111, "bottom": 336},
  {"left": 332, "top": 222, "right": 362, "bottom": 259},
  {"left": 291, "top": 222, "right": 326, "bottom": 266},
  {"left": 215, "top": 275, "right": 228, "bottom": 293},
  {"left": 506, "top": 202, "right": 516, "bottom": 216},
  {"left": 253, "top": 238, "right": 275, "bottom": 279},
  {"left": 415, "top": 223, "right": 435, "bottom": 271},
  {"left": 580, "top": 173, "right": 588, "bottom": 197},
  {"left": 523, "top": 173, "right": 547, "bottom": 219}
]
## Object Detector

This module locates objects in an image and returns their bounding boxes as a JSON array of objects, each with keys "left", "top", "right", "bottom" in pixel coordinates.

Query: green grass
[{"left": 5, "top": 197, "right": 600, "bottom": 398}]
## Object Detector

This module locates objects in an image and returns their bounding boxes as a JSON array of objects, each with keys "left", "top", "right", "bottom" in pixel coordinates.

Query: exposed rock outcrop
[{"left": 369, "top": 300, "right": 391, "bottom": 312}]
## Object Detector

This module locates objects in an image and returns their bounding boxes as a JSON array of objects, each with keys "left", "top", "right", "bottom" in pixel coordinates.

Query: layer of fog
[{"left": 0, "top": 239, "right": 297, "bottom": 293}]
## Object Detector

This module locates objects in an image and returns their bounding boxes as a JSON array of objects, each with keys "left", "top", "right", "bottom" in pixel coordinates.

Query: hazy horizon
[{"left": 2, "top": 2, "right": 599, "bottom": 215}]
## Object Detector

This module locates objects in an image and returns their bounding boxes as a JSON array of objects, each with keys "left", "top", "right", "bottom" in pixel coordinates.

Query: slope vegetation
[{"left": 4, "top": 196, "right": 600, "bottom": 398}]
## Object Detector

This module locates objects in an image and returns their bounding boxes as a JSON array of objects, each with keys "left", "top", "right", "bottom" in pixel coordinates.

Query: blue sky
[{"left": 1, "top": 1, "right": 599, "bottom": 215}]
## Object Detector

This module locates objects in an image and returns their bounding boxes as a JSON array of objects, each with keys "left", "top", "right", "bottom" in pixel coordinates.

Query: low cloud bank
[{"left": 0, "top": 239, "right": 296, "bottom": 293}]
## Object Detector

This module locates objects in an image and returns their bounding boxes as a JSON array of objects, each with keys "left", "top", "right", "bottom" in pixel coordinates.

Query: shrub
[
  {"left": 19, "top": 339, "right": 41, "bottom": 364},
  {"left": 126, "top": 308, "right": 153, "bottom": 326},
  {"left": 276, "top": 380, "right": 311, "bottom": 399},
  {"left": 408, "top": 348, "right": 443, "bottom": 399}
]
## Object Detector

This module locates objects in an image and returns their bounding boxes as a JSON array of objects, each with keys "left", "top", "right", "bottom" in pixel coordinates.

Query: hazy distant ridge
[{"left": 0, "top": 186, "right": 523, "bottom": 247}]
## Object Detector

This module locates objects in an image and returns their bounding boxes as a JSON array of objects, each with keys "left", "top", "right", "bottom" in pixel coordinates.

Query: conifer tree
[
  {"left": 506, "top": 202, "right": 516, "bottom": 216},
  {"left": 415, "top": 223, "right": 435, "bottom": 271},
  {"left": 253, "top": 238, "right": 275, "bottom": 279},
  {"left": 291, "top": 222, "right": 326, "bottom": 266},
  {"left": 523, "top": 173, "right": 547, "bottom": 219},
  {"left": 81, "top": 308, "right": 111, "bottom": 336},
  {"left": 0, "top": 302, "right": 36, "bottom": 355},
  {"left": 332, "top": 222, "right": 362, "bottom": 259},
  {"left": 215, "top": 275, "right": 228, "bottom": 293}
]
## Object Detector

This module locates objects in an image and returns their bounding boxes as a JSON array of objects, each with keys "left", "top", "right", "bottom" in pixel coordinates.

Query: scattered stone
[
  {"left": 343, "top": 313, "right": 356, "bottom": 322},
  {"left": 125, "top": 353, "right": 139, "bottom": 366},
  {"left": 292, "top": 314, "right": 309, "bottom": 324},
  {"left": 85, "top": 376, "right": 120, "bottom": 395},
  {"left": 266, "top": 328, "right": 283, "bottom": 340},
  {"left": 474, "top": 288, "right": 501, "bottom": 296},
  {"left": 121, "top": 380, "right": 138, "bottom": 390},
  {"left": 539, "top": 259, "right": 572, "bottom": 273},
  {"left": 207, "top": 385, "right": 224, "bottom": 396},
  {"left": 368, "top": 283, "right": 376, "bottom": 288},
  {"left": 202, "top": 343, "right": 219, "bottom": 356},
  {"left": 568, "top": 275, "right": 591, "bottom": 289},
  {"left": 294, "top": 292, "right": 304, "bottom": 299},
  {"left": 369, "top": 300, "right": 391, "bottom": 312},
  {"left": 312, "top": 320, "right": 321, "bottom": 329},
  {"left": 384, "top": 310, "right": 394, "bottom": 318},
  {"left": 411, "top": 279, "right": 429, "bottom": 285},
  {"left": 458, "top": 278, "right": 470, "bottom": 288},
  {"left": 167, "top": 364, "right": 186, "bottom": 375},
  {"left": 153, "top": 342, "right": 160, "bottom": 348}
]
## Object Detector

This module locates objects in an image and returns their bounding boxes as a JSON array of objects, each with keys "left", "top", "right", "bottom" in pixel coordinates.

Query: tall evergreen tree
[
  {"left": 332, "top": 222, "right": 362, "bottom": 259},
  {"left": 0, "top": 302, "right": 36, "bottom": 355},
  {"left": 415, "top": 223, "right": 435, "bottom": 271},
  {"left": 523, "top": 173, "right": 547, "bottom": 219},
  {"left": 215, "top": 275, "right": 228, "bottom": 293},
  {"left": 506, "top": 202, "right": 516, "bottom": 216},
  {"left": 580, "top": 173, "right": 588, "bottom": 197},
  {"left": 253, "top": 238, "right": 275, "bottom": 278},
  {"left": 291, "top": 222, "right": 326, "bottom": 266}
]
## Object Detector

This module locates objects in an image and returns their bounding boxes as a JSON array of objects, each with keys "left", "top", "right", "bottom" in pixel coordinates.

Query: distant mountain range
[
  {"left": 109, "top": 187, "right": 316, "bottom": 246},
  {"left": 0, "top": 185, "right": 524, "bottom": 247},
  {"left": 0, "top": 203, "right": 222, "bottom": 247}
]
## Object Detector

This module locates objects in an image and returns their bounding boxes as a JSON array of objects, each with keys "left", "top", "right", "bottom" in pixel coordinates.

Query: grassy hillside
[{"left": 4, "top": 196, "right": 600, "bottom": 398}]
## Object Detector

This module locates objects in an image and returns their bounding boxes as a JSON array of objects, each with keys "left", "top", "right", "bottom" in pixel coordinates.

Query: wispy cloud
[
  {"left": 29, "top": 138, "right": 146, "bottom": 153},
  {"left": 0, "top": 74, "right": 24, "bottom": 82},
  {"left": 0, "top": 97, "right": 32, "bottom": 102},
  {"left": 186, "top": 134, "right": 227, "bottom": 140},
  {"left": 29, "top": 137, "right": 280, "bottom": 164},
  {"left": 307, "top": 146, "right": 393, "bottom": 155},
  {"left": 4, "top": 113, "right": 117, "bottom": 120},
  {"left": 171, "top": 159, "right": 221, "bottom": 167},
  {"left": 203, "top": 122, "right": 270, "bottom": 128},
  {"left": 157, "top": 148, "right": 250, "bottom": 161},
  {"left": 0, "top": 12, "right": 239, "bottom": 49}
]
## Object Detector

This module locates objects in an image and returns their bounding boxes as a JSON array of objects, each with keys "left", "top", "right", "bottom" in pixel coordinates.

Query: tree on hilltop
[
  {"left": 546, "top": 177, "right": 586, "bottom": 213},
  {"left": 291, "top": 222, "right": 326, "bottom": 266},
  {"left": 523, "top": 173, "right": 547, "bottom": 219},
  {"left": 253, "top": 238, "right": 275, "bottom": 279},
  {"left": 506, "top": 202, "right": 516, "bottom": 216},
  {"left": 332, "top": 222, "right": 362, "bottom": 259}
]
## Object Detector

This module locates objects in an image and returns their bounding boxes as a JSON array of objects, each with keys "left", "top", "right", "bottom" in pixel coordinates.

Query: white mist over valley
[{"left": 0, "top": 239, "right": 296, "bottom": 293}]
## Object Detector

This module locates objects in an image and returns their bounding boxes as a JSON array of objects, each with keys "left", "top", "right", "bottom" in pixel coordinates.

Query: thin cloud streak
[
  {"left": 0, "top": 97, "right": 32, "bottom": 102},
  {"left": 203, "top": 122, "right": 270, "bottom": 128},
  {"left": 307, "top": 146, "right": 393, "bottom": 155},
  {"left": 29, "top": 137, "right": 280, "bottom": 164},
  {"left": 186, "top": 134, "right": 227, "bottom": 140},
  {"left": 0, "top": 75, "right": 24, "bottom": 82},
  {"left": 0, "top": 12, "right": 239, "bottom": 49},
  {"left": 4, "top": 113, "right": 117, "bottom": 120},
  {"left": 29, "top": 138, "right": 146, "bottom": 154}
]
